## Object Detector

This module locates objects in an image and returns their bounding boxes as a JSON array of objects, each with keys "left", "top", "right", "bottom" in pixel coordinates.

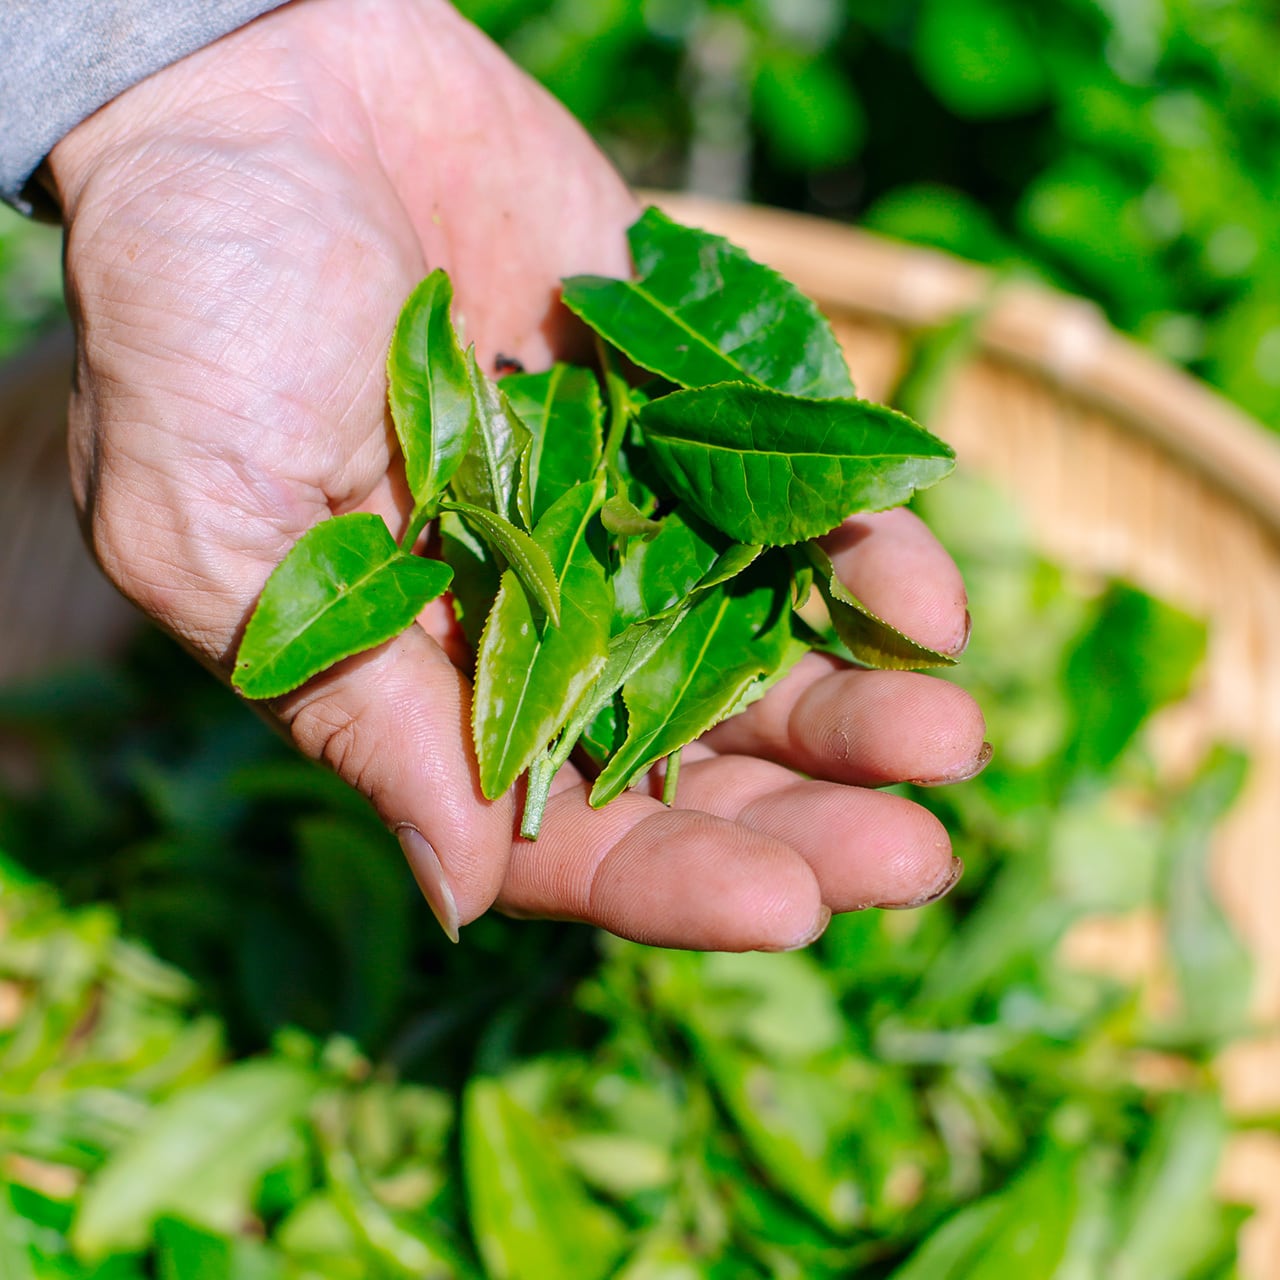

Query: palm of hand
[{"left": 48, "top": 0, "right": 984, "bottom": 950}]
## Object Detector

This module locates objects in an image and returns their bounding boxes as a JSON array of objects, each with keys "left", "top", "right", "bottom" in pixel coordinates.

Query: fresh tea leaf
[
  {"left": 805, "top": 542, "right": 956, "bottom": 669},
  {"left": 386, "top": 270, "right": 476, "bottom": 518},
  {"left": 438, "top": 509, "right": 502, "bottom": 654},
  {"left": 73, "top": 1060, "right": 318, "bottom": 1257},
  {"left": 1110, "top": 1094, "right": 1231, "bottom": 1279},
  {"left": 549, "top": 607, "right": 692, "bottom": 781},
  {"left": 0, "top": 1183, "right": 37, "bottom": 1280},
  {"left": 502, "top": 364, "right": 604, "bottom": 524},
  {"left": 232, "top": 514, "right": 452, "bottom": 700},
  {"left": 600, "top": 493, "right": 663, "bottom": 540},
  {"left": 472, "top": 481, "right": 611, "bottom": 801},
  {"left": 155, "top": 1217, "right": 285, "bottom": 1280},
  {"left": 1062, "top": 583, "right": 1206, "bottom": 782},
  {"left": 463, "top": 1078, "right": 625, "bottom": 1280},
  {"left": 590, "top": 562, "right": 793, "bottom": 806},
  {"left": 699, "top": 1041, "right": 862, "bottom": 1233},
  {"left": 562, "top": 207, "right": 855, "bottom": 399},
  {"left": 451, "top": 350, "right": 533, "bottom": 528},
  {"left": 1159, "top": 749, "right": 1252, "bottom": 1043},
  {"left": 638, "top": 383, "right": 954, "bottom": 545},
  {"left": 611, "top": 507, "right": 741, "bottom": 629},
  {"left": 440, "top": 500, "right": 561, "bottom": 626}
]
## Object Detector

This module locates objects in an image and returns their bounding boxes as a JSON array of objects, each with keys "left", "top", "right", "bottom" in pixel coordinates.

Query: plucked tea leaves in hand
[{"left": 232, "top": 208, "right": 955, "bottom": 835}]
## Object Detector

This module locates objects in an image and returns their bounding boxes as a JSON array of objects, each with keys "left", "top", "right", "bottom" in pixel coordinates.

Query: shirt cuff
[{"left": 0, "top": 0, "right": 289, "bottom": 215}]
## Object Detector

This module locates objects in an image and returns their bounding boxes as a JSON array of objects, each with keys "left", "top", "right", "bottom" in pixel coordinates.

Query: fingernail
[
  {"left": 951, "top": 608, "right": 972, "bottom": 657},
  {"left": 910, "top": 741, "right": 993, "bottom": 787},
  {"left": 395, "top": 824, "right": 460, "bottom": 943},
  {"left": 761, "top": 905, "right": 832, "bottom": 953},
  {"left": 878, "top": 855, "right": 964, "bottom": 911}
]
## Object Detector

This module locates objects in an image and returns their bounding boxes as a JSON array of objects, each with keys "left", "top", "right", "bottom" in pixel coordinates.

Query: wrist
[{"left": 46, "top": 1, "right": 314, "bottom": 219}]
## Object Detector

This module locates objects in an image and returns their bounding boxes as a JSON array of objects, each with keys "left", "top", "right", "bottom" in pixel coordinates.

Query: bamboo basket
[
  {"left": 4, "top": 198, "right": 1280, "bottom": 1270},
  {"left": 656, "top": 194, "right": 1280, "bottom": 1275}
]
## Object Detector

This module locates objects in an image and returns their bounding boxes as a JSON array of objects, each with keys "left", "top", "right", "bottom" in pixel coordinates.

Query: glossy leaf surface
[
  {"left": 440, "top": 499, "right": 561, "bottom": 625},
  {"left": 386, "top": 270, "right": 475, "bottom": 514},
  {"left": 502, "top": 364, "right": 604, "bottom": 524},
  {"left": 233, "top": 514, "right": 452, "bottom": 700},
  {"left": 639, "top": 383, "right": 955, "bottom": 545},
  {"left": 438, "top": 509, "right": 501, "bottom": 655},
  {"left": 473, "top": 481, "right": 611, "bottom": 800},
  {"left": 610, "top": 507, "right": 730, "bottom": 629},
  {"left": 591, "top": 565, "right": 792, "bottom": 806},
  {"left": 806, "top": 542, "right": 956, "bottom": 669},
  {"left": 561, "top": 207, "right": 854, "bottom": 398},
  {"left": 451, "top": 350, "right": 532, "bottom": 528},
  {"left": 600, "top": 493, "right": 663, "bottom": 540}
]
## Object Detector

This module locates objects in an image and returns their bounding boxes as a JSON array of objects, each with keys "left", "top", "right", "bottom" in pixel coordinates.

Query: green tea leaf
[
  {"left": 562, "top": 207, "right": 854, "bottom": 398},
  {"left": 232, "top": 513, "right": 453, "bottom": 700},
  {"left": 473, "top": 481, "right": 611, "bottom": 800},
  {"left": 611, "top": 508, "right": 736, "bottom": 629},
  {"left": 156, "top": 1218, "right": 285, "bottom": 1280},
  {"left": 1061, "top": 583, "right": 1206, "bottom": 782},
  {"left": 1110, "top": 1095, "right": 1230, "bottom": 1279},
  {"left": 438, "top": 509, "right": 502, "bottom": 654},
  {"left": 463, "top": 1078, "right": 625, "bottom": 1280},
  {"left": 439, "top": 500, "right": 561, "bottom": 626},
  {"left": 386, "top": 270, "right": 476, "bottom": 517},
  {"left": 310, "top": 1094, "right": 460, "bottom": 1280},
  {"left": 638, "top": 383, "right": 954, "bottom": 545},
  {"left": 600, "top": 493, "right": 663, "bottom": 540},
  {"left": 590, "top": 563, "right": 792, "bottom": 806},
  {"left": 502, "top": 365, "right": 604, "bottom": 524},
  {"left": 72, "top": 1060, "right": 318, "bottom": 1257},
  {"left": 883, "top": 1200, "right": 1005, "bottom": 1278},
  {"left": 888, "top": 1138, "right": 1084, "bottom": 1280},
  {"left": 691, "top": 950, "right": 846, "bottom": 1061},
  {"left": 698, "top": 1042, "right": 862, "bottom": 1233},
  {"left": 1160, "top": 749, "right": 1252, "bottom": 1042},
  {"left": 451, "top": 350, "right": 532, "bottom": 528},
  {"left": 0, "top": 1183, "right": 37, "bottom": 1280},
  {"left": 805, "top": 542, "right": 956, "bottom": 669}
]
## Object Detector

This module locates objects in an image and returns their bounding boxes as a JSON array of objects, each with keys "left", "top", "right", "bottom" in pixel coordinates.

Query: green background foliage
[
  {"left": 0, "top": 0, "right": 1273, "bottom": 1275},
  {"left": 455, "top": 0, "right": 1280, "bottom": 429}
]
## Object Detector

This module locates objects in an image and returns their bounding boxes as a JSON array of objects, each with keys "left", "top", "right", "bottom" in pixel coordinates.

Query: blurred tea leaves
[{"left": 0, "top": 463, "right": 1255, "bottom": 1277}]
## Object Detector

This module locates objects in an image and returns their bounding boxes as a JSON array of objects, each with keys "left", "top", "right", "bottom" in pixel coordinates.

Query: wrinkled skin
[{"left": 48, "top": 0, "right": 987, "bottom": 951}]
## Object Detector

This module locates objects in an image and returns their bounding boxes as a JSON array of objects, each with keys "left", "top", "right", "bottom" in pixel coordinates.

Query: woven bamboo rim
[
  {"left": 4, "top": 198, "right": 1280, "bottom": 1270},
  {"left": 656, "top": 194, "right": 1280, "bottom": 1276}
]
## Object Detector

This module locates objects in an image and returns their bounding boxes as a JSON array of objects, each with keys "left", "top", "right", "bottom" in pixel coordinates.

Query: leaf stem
[
  {"left": 662, "top": 749, "right": 682, "bottom": 807},
  {"left": 598, "top": 338, "right": 632, "bottom": 483},
  {"left": 521, "top": 752, "right": 557, "bottom": 840},
  {"left": 400, "top": 501, "right": 435, "bottom": 553}
]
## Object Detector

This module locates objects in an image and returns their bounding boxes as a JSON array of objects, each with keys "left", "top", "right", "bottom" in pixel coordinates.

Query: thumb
[{"left": 275, "top": 625, "right": 514, "bottom": 940}]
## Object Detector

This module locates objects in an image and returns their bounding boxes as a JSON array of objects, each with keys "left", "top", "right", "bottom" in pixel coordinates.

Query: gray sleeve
[{"left": 0, "top": 1, "right": 289, "bottom": 215}]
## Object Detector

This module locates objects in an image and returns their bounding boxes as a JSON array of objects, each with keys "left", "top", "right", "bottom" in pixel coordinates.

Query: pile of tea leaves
[{"left": 0, "top": 449, "right": 1254, "bottom": 1277}]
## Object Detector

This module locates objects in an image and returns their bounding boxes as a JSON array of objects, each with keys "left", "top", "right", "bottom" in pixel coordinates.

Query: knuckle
[{"left": 288, "top": 695, "right": 377, "bottom": 800}]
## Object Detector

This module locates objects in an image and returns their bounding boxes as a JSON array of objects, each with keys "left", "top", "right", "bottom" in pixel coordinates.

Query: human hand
[{"left": 47, "top": 0, "right": 986, "bottom": 950}]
